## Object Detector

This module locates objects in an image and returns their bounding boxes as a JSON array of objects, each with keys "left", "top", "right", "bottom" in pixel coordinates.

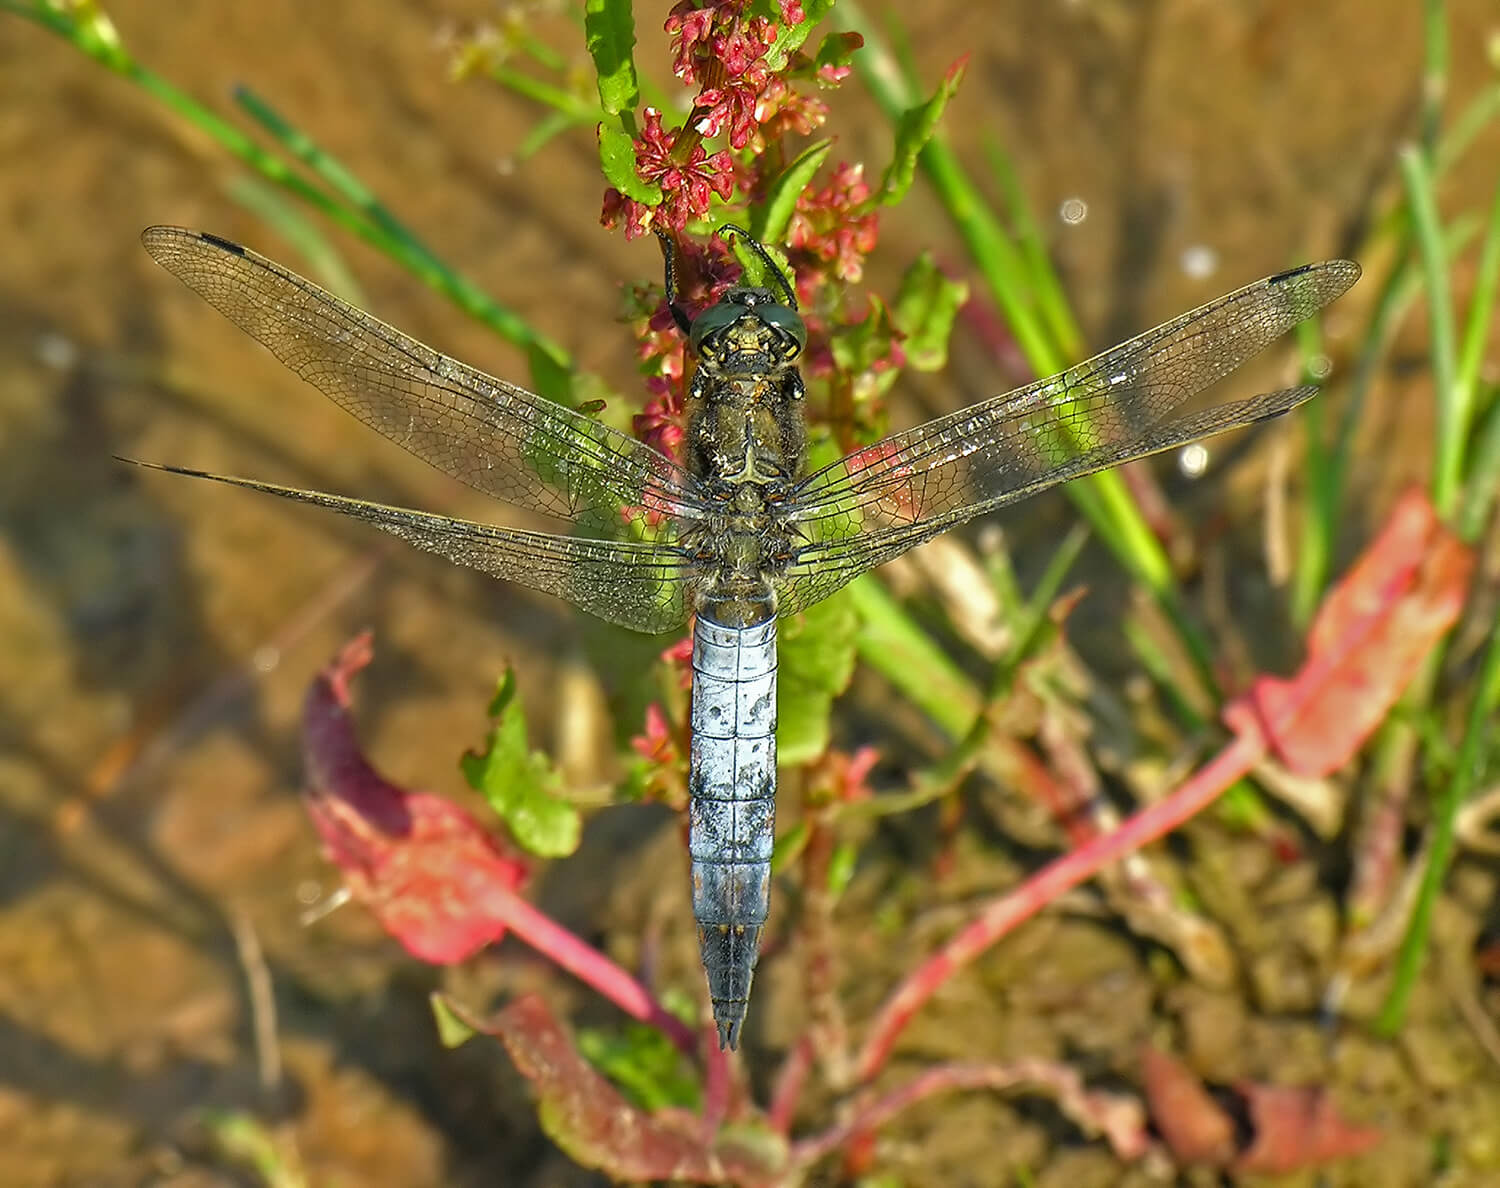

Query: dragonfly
[{"left": 128, "top": 225, "right": 1360, "bottom": 1049}]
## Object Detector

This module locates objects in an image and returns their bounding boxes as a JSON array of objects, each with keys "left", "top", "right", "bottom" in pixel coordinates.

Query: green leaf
[
  {"left": 761, "top": 0, "right": 837, "bottom": 70},
  {"left": 199, "top": 1111, "right": 307, "bottom": 1188},
  {"left": 727, "top": 230, "right": 795, "bottom": 295},
  {"left": 585, "top": 0, "right": 660, "bottom": 212},
  {"left": 827, "top": 839, "right": 858, "bottom": 897},
  {"left": 770, "top": 819, "right": 810, "bottom": 871},
  {"left": 584, "top": 0, "right": 641, "bottom": 115},
  {"left": 808, "top": 30, "right": 864, "bottom": 80},
  {"left": 891, "top": 252, "right": 968, "bottom": 372},
  {"left": 778, "top": 586, "right": 859, "bottom": 764},
  {"left": 461, "top": 670, "right": 581, "bottom": 859},
  {"left": 753, "top": 137, "right": 833, "bottom": 245},
  {"left": 576, "top": 1007, "right": 701, "bottom": 1111},
  {"left": 596, "top": 120, "right": 662, "bottom": 205},
  {"left": 430, "top": 993, "right": 478, "bottom": 1048},
  {"left": 877, "top": 57, "right": 967, "bottom": 207},
  {"left": 829, "top": 295, "right": 904, "bottom": 404}
]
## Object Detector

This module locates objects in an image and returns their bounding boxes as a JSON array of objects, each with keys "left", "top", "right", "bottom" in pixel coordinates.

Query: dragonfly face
[{"left": 127, "top": 227, "right": 1360, "bottom": 1049}]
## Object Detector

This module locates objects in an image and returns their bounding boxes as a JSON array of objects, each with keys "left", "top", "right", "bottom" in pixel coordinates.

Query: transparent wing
[
  {"left": 141, "top": 227, "right": 705, "bottom": 537},
  {"left": 774, "top": 260, "right": 1360, "bottom": 614},
  {"left": 124, "top": 461, "right": 696, "bottom": 634}
]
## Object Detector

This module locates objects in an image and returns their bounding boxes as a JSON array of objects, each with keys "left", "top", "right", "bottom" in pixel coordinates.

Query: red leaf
[
  {"left": 1142, "top": 1048, "right": 1380, "bottom": 1173},
  {"left": 453, "top": 994, "right": 784, "bottom": 1184},
  {"left": 1233, "top": 1081, "right": 1382, "bottom": 1173},
  {"left": 301, "top": 632, "right": 528, "bottom": 962},
  {"left": 1224, "top": 488, "right": 1472, "bottom": 776},
  {"left": 1140, "top": 1047, "right": 1236, "bottom": 1167}
]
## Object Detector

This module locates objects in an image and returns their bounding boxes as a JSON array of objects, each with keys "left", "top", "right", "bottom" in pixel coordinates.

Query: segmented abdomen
[{"left": 688, "top": 613, "right": 777, "bottom": 1050}]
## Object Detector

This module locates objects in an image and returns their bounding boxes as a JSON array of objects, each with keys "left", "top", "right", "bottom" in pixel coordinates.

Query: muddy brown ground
[{"left": 2, "top": 1, "right": 1499, "bottom": 1185}]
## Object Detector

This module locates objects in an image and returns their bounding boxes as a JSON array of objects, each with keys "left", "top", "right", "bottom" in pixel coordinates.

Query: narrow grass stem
[
  {"left": 1377, "top": 615, "right": 1500, "bottom": 1033},
  {"left": 1454, "top": 178, "right": 1500, "bottom": 423},
  {"left": 1399, "top": 147, "right": 1463, "bottom": 518}
]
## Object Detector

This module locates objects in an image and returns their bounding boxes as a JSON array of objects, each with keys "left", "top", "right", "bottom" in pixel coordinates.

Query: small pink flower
[
  {"left": 600, "top": 188, "right": 653, "bottom": 240},
  {"left": 632, "top": 374, "right": 686, "bottom": 459},
  {"left": 664, "top": 3, "right": 718, "bottom": 83},
  {"left": 754, "top": 77, "right": 828, "bottom": 143},
  {"left": 695, "top": 81, "right": 764, "bottom": 149},
  {"left": 712, "top": 15, "right": 774, "bottom": 78},
  {"left": 662, "top": 634, "right": 696, "bottom": 693},
  {"left": 832, "top": 746, "right": 879, "bottom": 802},
  {"left": 627, "top": 108, "right": 737, "bottom": 232},
  {"left": 631, "top": 702, "right": 679, "bottom": 765}
]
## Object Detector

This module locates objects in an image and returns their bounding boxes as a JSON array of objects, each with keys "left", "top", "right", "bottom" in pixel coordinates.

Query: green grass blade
[
  {"left": 1377, "top": 601, "right": 1500, "bottom": 1034},
  {"left": 1292, "top": 314, "right": 1335, "bottom": 628},
  {"left": 1418, "top": 0, "right": 1449, "bottom": 154},
  {"left": 1458, "top": 386, "right": 1500, "bottom": 541},
  {"left": 1400, "top": 146, "right": 1463, "bottom": 518},
  {"left": 835, "top": 1, "right": 1187, "bottom": 639},
  {"left": 847, "top": 577, "right": 981, "bottom": 738},
  {"left": 984, "top": 136, "right": 1085, "bottom": 362},
  {"left": 233, "top": 85, "right": 433, "bottom": 259},
  {"left": 1454, "top": 178, "right": 1500, "bottom": 423}
]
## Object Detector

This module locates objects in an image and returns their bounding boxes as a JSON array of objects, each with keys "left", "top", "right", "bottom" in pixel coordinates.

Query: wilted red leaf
[
  {"left": 453, "top": 994, "right": 785, "bottom": 1184},
  {"left": 1233, "top": 1080, "right": 1381, "bottom": 1173},
  {"left": 1142, "top": 1048, "right": 1379, "bottom": 1172},
  {"left": 1140, "top": 1047, "right": 1236, "bottom": 1167},
  {"left": 302, "top": 632, "right": 528, "bottom": 963},
  {"left": 1224, "top": 488, "right": 1472, "bottom": 776}
]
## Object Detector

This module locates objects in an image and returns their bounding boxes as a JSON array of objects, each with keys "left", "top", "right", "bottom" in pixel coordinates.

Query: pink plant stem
[
  {"left": 478, "top": 882, "right": 698, "bottom": 1057},
  {"left": 700, "top": 1026, "right": 731, "bottom": 1132},
  {"left": 791, "top": 1060, "right": 1149, "bottom": 1167},
  {"left": 768, "top": 1035, "right": 815, "bottom": 1134},
  {"left": 854, "top": 732, "right": 1265, "bottom": 1080}
]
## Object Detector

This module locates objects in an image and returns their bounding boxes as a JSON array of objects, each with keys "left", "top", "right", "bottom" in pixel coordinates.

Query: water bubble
[
  {"left": 36, "top": 332, "right": 78, "bottom": 370},
  {"left": 295, "top": 880, "right": 324, "bottom": 905},
  {"left": 1179, "top": 443, "right": 1209, "bottom": 478},
  {"left": 1180, "top": 244, "right": 1218, "bottom": 280},
  {"left": 1059, "top": 197, "right": 1088, "bottom": 225}
]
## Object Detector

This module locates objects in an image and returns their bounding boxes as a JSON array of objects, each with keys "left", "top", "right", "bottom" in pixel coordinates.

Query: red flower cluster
[
  {"left": 632, "top": 373, "right": 686, "bottom": 459},
  {"left": 599, "top": 2, "right": 902, "bottom": 478},
  {"left": 603, "top": 108, "right": 735, "bottom": 239},
  {"left": 691, "top": 15, "right": 774, "bottom": 149},
  {"left": 788, "top": 161, "right": 879, "bottom": 283}
]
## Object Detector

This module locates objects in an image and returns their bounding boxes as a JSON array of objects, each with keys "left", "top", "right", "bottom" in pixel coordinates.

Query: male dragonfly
[{"left": 129, "top": 226, "right": 1359, "bottom": 1048}]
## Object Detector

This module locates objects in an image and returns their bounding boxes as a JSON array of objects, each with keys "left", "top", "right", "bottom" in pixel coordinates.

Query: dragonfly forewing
[
  {"left": 772, "top": 260, "right": 1360, "bottom": 613},
  {"left": 140, "top": 227, "right": 706, "bottom": 543},
  {"left": 787, "top": 261, "right": 1359, "bottom": 529}
]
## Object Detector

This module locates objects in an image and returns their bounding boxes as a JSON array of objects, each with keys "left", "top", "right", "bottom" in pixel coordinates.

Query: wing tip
[
  {"left": 140, "top": 226, "right": 247, "bottom": 257},
  {"left": 1268, "top": 257, "right": 1362, "bottom": 297}
]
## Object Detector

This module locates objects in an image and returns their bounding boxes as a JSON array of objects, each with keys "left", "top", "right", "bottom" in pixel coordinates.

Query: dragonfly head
[{"left": 689, "top": 288, "right": 807, "bottom": 369}]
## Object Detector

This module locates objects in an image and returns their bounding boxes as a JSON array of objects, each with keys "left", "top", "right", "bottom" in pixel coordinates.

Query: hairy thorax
[{"left": 684, "top": 337, "right": 807, "bottom": 627}]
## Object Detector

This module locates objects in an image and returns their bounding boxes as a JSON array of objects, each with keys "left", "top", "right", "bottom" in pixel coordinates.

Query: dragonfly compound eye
[
  {"left": 757, "top": 303, "right": 807, "bottom": 358},
  {"left": 689, "top": 301, "right": 745, "bottom": 356}
]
